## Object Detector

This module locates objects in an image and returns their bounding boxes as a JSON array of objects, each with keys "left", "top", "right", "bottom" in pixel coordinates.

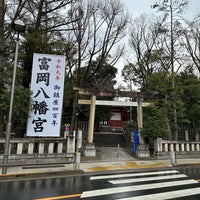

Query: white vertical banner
[{"left": 27, "top": 53, "right": 65, "bottom": 137}]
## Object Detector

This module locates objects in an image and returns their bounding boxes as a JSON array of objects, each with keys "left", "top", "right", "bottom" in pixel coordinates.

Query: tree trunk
[
  {"left": 70, "top": 91, "right": 78, "bottom": 133},
  {"left": 0, "top": 0, "right": 4, "bottom": 56},
  {"left": 0, "top": 0, "right": 5, "bottom": 137},
  {"left": 165, "top": 113, "right": 171, "bottom": 140},
  {"left": 193, "top": 121, "right": 199, "bottom": 141}
]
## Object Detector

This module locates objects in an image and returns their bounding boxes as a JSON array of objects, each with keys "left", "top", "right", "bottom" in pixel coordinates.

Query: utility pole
[
  {"left": 2, "top": 19, "right": 26, "bottom": 174},
  {"left": 169, "top": 0, "right": 178, "bottom": 140}
]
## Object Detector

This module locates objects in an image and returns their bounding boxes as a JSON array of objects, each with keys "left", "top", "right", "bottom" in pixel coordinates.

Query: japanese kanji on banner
[{"left": 27, "top": 53, "right": 65, "bottom": 137}]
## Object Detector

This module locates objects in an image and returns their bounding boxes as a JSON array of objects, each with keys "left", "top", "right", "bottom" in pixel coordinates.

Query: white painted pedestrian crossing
[
  {"left": 81, "top": 179, "right": 197, "bottom": 198},
  {"left": 90, "top": 170, "right": 179, "bottom": 180},
  {"left": 81, "top": 170, "right": 200, "bottom": 199},
  {"left": 109, "top": 174, "right": 186, "bottom": 184},
  {"left": 117, "top": 188, "right": 200, "bottom": 200}
]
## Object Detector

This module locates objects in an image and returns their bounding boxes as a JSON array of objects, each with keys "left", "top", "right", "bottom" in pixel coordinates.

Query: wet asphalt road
[{"left": 1, "top": 166, "right": 200, "bottom": 200}]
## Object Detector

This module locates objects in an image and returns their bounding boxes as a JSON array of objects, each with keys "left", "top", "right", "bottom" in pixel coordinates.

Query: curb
[
  {"left": 174, "top": 163, "right": 200, "bottom": 167},
  {"left": 0, "top": 170, "right": 84, "bottom": 180}
]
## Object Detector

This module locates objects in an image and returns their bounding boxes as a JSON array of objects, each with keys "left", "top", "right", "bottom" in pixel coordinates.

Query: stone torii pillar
[
  {"left": 87, "top": 95, "right": 96, "bottom": 144},
  {"left": 83, "top": 95, "right": 97, "bottom": 157},
  {"left": 136, "top": 97, "right": 150, "bottom": 157},
  {"left": 137, "top": 97, "right": 144, "bottom": 144}
]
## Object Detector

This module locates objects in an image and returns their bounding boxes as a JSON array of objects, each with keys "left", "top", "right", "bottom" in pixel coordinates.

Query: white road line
[
  {"left": 118, "top": 187, "right": 200, "bottom": 200},
  {"left": 109, "top": 174, "right": 187, "bottom": 184},
  {"left": 90, "top": 170, "right": 179, "bottom": 180},
  {"left": 81, "top": 179, "right": 197, "bottom": 198}
]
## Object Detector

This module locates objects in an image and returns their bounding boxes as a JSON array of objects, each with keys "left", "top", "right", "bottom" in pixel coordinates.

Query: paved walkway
[
  {"left": 1, "top": 147, "right": 200, "bottom": 177},
  {"left": 80, "top": 147, "right": 167, "bottom": 172}
]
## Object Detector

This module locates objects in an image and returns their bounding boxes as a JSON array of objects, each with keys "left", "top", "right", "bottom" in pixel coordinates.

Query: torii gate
[
  {"left": 78, "top": 96, "right": 150, "bottom": 144},
  {"left": 74, "top": 88, "right": 154, "bottom": 151}
]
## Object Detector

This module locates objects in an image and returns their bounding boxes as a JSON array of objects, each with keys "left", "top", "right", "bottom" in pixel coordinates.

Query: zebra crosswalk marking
[
  {"left": 90, "top": 170, "right": 178, "bottom": 180},
  {"left": 109, "top": 174, "right": 187, "bottom": 184},
  {"left": 81, "top": 179, "right": 197, "bottom": 198},
  {"left": 81, "top": 169, "right": 200, "bottom": 199},
  {"left": 117, "top": 187, "right": 200, "bottom": 200}
]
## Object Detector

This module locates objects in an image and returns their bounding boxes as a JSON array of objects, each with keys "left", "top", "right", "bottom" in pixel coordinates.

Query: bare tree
[
  {"left": 127, "top": 14, "right": 167, "bottom": 88},
  {"left": 67, "top": 0, "right": 129, "bottom": 87},
  {"left": 66, "top": 0, "right": 129, "bottom": 131},
  {"left": 124, "top": 1, "right": 188, "bottom": 140},
  {"left": 181, "top": 17, "right": 200, "bottom": 73}
]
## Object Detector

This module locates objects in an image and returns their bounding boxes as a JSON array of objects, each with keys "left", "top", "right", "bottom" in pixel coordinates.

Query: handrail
[{"left": 120, "top": 128, "right": 132, "bottom": 152}]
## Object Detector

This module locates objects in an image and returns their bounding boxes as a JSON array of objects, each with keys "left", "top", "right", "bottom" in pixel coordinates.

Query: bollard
[
  {"left": 75, "top": 130, "right": 82, "bottom": 170},
  {"left": 117, "top": 144, "right": 120, "bottom": 158},
  {"left": 76, "top": 130, "right": 82, "bottom": 152},
  {"left": 75, "top": 152, "right": 80, "bottom": 170},
  {"left": 170, "top": 151, "right": 176, "bottom": 166}
]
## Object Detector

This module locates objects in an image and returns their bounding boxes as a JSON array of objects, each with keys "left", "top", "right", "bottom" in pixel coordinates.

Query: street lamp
[{"left": 2, "top": 19, "right": 26, "bottom": 174}]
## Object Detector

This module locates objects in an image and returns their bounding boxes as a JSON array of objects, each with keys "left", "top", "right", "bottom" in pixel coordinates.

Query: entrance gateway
[{"left": 74, "top": 87, "right": 153, "bottom": 157}]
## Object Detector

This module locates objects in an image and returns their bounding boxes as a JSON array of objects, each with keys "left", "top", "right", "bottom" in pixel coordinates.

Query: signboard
[{"left": 27, "top": 53, "right": 65, "bottom": 137}]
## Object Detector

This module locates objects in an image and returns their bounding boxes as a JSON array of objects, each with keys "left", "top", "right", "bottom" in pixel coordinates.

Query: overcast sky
[
  {"left": 115, "top": 0, "right": 200, "bottom": 86},
  {"left": 122, "top": 0, "right": 200, "bottom": 19}
]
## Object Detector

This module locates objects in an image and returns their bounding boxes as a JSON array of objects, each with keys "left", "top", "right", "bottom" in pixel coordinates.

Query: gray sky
[
  {"left": 122, "top": 0, "right": 200, "bottom": 19},
  {"left": 115, "top": 0, "right": 200, "bottom": 87}
]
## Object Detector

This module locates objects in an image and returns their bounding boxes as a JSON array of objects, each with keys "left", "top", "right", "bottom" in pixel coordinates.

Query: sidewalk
[
  {"left": 80, "top": 147, "right": 169, "bottom": 172},
  {"left": 1, "top": 147, "right": 200, "bottom": 178}
]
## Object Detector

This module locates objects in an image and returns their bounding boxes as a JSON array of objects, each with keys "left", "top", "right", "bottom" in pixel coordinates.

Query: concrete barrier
[
  {"left": 154, "top": 138, "right": 200, "bottom": 158},
  {"left": 0, "top": 137, "right": 76, "bottom": 164}
]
